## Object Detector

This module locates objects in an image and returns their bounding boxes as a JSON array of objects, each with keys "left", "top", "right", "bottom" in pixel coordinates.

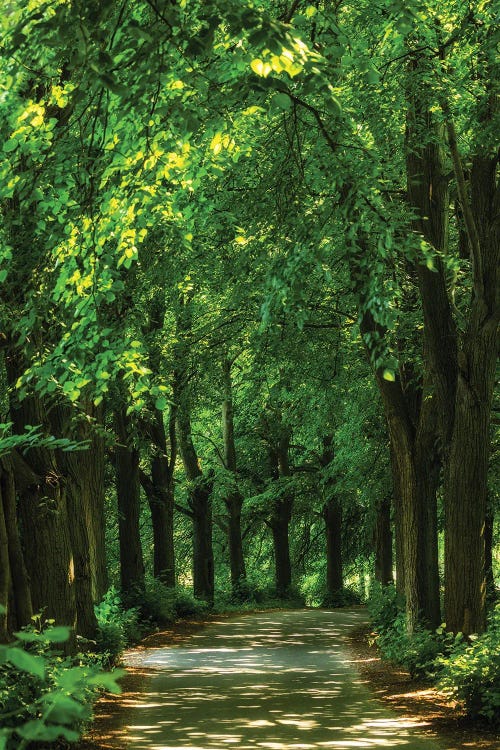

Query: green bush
[
  {"left": 376, "top": 614, "right": 458, "bottom": 678},
  {"left": 438, "top": 603, "right": 500, "bottom": 724},
  {"left": 0, "top": 611, "right": 123, "bottom": 749},
  {"left": 173, "top": 587, "right": 210, "bottom": 619},
  {"left": 94, "top": 587, "right": 141, "bottom": 663},
  {"left": 367, "top": 582, "right": 403, "bottom": 633},
  {"left": 138, "top": 576, "right": 177, "bottom": 626}
]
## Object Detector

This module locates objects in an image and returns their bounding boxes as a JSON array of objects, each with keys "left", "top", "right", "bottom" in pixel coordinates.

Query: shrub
[
  {"left": 173, "top": 587, "right": 210, "bottom": 619},
  {"left": 321, "top": 587, "right": 363, "bottom": 608},
  {"left": 138, "top": 576, "right": 176, "bottom": 626},
  {"left": 367, "top": 582, "right": 403, "bottom": 633},
  {"left": 438, "top": 603, "right": 500, "bottom": 724},
  {"left": 376, "top": 614, "right": 458, "bottom": 678},
  {"left": 0, "top": 611, "right": 123, "bottom": 749},
  {"left": 94, "top": 587, "right": 141, "bottom": 663}
]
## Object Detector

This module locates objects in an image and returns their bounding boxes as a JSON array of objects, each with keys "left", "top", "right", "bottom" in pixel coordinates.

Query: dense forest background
[{"left": 0, "top": 3, "right": 498, "bottom": 735}]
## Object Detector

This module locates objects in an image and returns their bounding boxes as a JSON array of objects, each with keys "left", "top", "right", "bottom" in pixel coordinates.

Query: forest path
[{"left": 112, "top": 608, "right": 443, "bottom": 750}]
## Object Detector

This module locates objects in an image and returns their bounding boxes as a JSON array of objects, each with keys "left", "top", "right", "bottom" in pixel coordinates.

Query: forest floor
[
  {"left": 77, "top": 608, "right": 499, "bottom": 750},
  {"left": 344, "top": 624, "right": 500, "bottom": 750}
]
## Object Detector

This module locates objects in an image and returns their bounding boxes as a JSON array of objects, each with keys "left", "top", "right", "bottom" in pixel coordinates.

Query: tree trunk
[
  {"left": 374, "top": 494, "right": 393, "bottom": 586},
  {"left": 362, "top": 314, "right": 441, "bottom": 631},
  {"left": 51, "top": 405, "right": 101, "bottom": 639},
  {"left": 7, "top": 391, "right": 76, "bottom": 653},
  {"left": 269, "top": 426, "right": 293, "bottom": 597},
  {"left": 225, "top": 492, "right": 246, "bottom": 591},
  {"left": 143, "top": 406, "right": 176, "bottom": 587},
  {"left": 86, "top": 415, "right": 108, "bottom": 602},
  {"left": 0, "top": 457, "right": 32, "bottom": 627},
  {"left": 484, "top": 501, "right": 495, "bottom": 603},
  {"left": 413, "top": 395, "right": 441, "bottom": 628},
  {"left": 222, "top": 358, "right": 246, "bottom": 593},
  {"left": 390, "top": 441, "right": 405, "bottom": 597},
  {"left": 271, "top": 496, "right": 293, "bottom": 596},
  {"left": 324, "top": 495, "right": 343, "bottom": 599},
  {"left": 442, "top": 143, "right": 499, "bottom": 635},
  {"left": 177, "top": 394, "right": 214, "bottom": 604},
  {"left": 114, "top": 407, "right": 145, "bottom": 601},
  {"left": 191, "top": 480, "right": 215, "bottom": 604},
  {"left": 0, "top": 474, "right": 10, "bottom": 641}
]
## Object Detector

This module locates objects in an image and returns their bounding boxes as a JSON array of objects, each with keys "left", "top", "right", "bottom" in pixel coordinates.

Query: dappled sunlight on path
[{"left": 108, "top": 610, "right": 441, "bottom": 749}]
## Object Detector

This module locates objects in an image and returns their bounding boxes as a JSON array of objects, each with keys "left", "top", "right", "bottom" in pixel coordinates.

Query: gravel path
[{"left": 110, "top": 608, "right": 443, "bottom": 750}]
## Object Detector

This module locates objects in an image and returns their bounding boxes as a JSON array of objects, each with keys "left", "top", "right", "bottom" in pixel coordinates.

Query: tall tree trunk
[
  {"left": 114, "top": 407, "right": 145, "bottom": 602},
  {"left": 7, "top": 387, "right": 76, "bottom": 650},
  {"left": 413, "top": 395, "right": 441, "bottom": 628},
  {"left": 226, "top": 492, "right": 246, "bottom": 591},
  {"left": 270, "top": 496, "right": 293, "bottom": 596},
  {"left": 222, "top": 358, "right": 246, "bottom": 593},
  {"left": 390, "top": 442, "right": 405, "bottom": 597},
  {"left": 374, "top": 494, "right": 393, "bottom": 586},
  {"left": 0, "top": 457, "right": 32, "bottom": 627},
  {"left": 142, "top": 295, "right": 176, "bottom": 587},
  {"left": 484, "top": 501, "right": 495, "bottom": 603},
  {"left": 51, "top": 405, "right": 102, "bottom": 639},
  {"left": 362, "top": 314, "right": 441, "bottom": 631},
  {"left": 142, "top": 407, "right": 176, "bottom": 586},
  {"left": 440, "top": 110, "right": 499, "bottom": 634},
  {"left": 191, "top": 480, "right": 214, "bottom": 604},
  {"left": 0, "top": 474, "right": 10, "bottom": 642},
  {"left": 177, "top": 400, "right": 214, "bottom": 604},
  {"left": 86, "top": 414, "right": 108, "bottom": 602},
  {"left": 268, "top": 425, "right": 293, "bottom": 596},
  {"left": 324, "top": 495, "right": 343, "bottom": 599}
]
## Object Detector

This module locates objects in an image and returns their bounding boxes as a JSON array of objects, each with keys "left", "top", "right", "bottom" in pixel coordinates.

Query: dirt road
[{"left": 109, "top": 608, "right": 443, "bottom": 749}]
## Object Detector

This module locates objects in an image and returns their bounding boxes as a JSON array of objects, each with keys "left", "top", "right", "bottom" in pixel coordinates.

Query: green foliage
[
  {"left": 367, "top": 582, "right": 403, "bottom": 633},
  {"left": 376, "top": 614, "right": 459, "bottom": 679},
  {"left": 94, "top": 587, "right": 141, "bottom": 664},
  {"left": 300, "top": 570, "right": 362, "bottom": 608},
  {"left": 172, "top": 587, "right": 210, "bottom": 620},
  {"left": 367, "top": 585, "right": 464, "bottom": 679},
  {"left": 0, "top": 609, "right": 123, "bottom": 750},
  {"left": 438, "top": 603, "right": 500, "bottom": 724}
]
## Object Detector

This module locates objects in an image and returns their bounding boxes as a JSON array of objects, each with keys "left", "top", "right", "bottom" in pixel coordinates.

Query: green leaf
[
  {"left": 6, "top": 647, "right": 45, "bottom": 679},
  {"left": 382, "top": 369, "right": 396, "bottom": 382},
  {"left": 2, "top": 139, "right": 18, "bottom": 153},
  {"left": 272, "top": 92, "right": 291, "bottom": 111},
  {"left": 87, "top": 669, "right": 125, "bottom": 693},
  {"left": 41, "top": 625, "right": 71, "bottom": 642}
]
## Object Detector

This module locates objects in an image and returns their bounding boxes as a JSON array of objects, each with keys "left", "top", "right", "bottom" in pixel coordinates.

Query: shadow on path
[{"left": 108, "top": 609, "right": 442, "bottom": 750}]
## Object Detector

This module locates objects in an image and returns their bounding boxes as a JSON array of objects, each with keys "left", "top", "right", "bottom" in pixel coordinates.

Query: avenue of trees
[{"left": 0, "top": 0, "right": 498, "bottom": 659}]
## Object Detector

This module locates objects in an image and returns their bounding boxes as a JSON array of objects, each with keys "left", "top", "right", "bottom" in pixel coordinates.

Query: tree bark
[
  {"left": 142, "top": 295, "right": 176, "bottom": 587},
  {"left": 7, "top": 384, "right": 77, "bottom": 652},
  {"left": 177, "top": 399, "right": 214, "bottom": 604},
  {"left": 270, "top": 497, "right": 293, "bottom": 595},
  {"left": 114, "top": 407, "right": 145, "bottom": 601},
  {"left": 441, "top": 123, "right": 499, "bottom": 635},
  {"left": 362, "top": 314, "right": 441, "bottom": 631},
  {"left": 268, "top": 426, "right": 293, "bottom": 596},
  {"left": 0, "top": 457, "right": 32, "bottom": 628},
  {"left": 222, "top": 358, "right": 246, "bottom": 592},
  {"left": 390, "top": 441, "right": 405, "bottom": 597},
  {"left": 324, "top": 495, "right": 343, "bottom": 599},
  {"left": 143, "top": 408, "right": 176, "bottom": 586},
  {"left": 374, "top": 494, "right": 393, "bottom": 586},
  {"left": 191, "top": 479, "right": 215, "bottom": 603},
  {"left": 50, "top": 405, "right": 102, "bottom": 639},
  {"left": 0, "top": 474, "right": 10, "bottom": 641},
  {"left": 484, "top": 501, "right": 495, "bottom": 603}
]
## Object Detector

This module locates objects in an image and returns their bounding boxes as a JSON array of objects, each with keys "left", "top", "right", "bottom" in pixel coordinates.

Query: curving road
[{"left": 112, "top": 609, "right": 442, "bottom": 750}]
